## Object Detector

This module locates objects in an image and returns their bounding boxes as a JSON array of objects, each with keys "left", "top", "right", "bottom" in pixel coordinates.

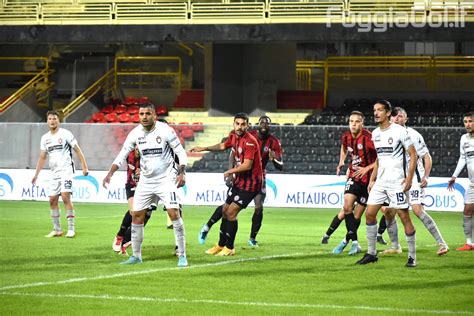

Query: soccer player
[
  {"left": 331, "top": 111, "right": 377, "bottom": 256},
  {"left": 197, "top": 115, "right": 283, "bottom": 247},
  {"left": 103, "top": 103, "right": 188, "bottom": 266},
  {"left": 381, "top": 107, "right": 449, "bottom": 256},
  {"left": 32, "top": 110, "right": 89, "bottom": 238},
  {"left": 448, "top": 112, "right": 474, "bottom": 251},
  {"left": 191, "top": 112, "right": 264, "bottom": 256},
  {"left": 356, "top": 100, "right": 419, "bottom": 267}
]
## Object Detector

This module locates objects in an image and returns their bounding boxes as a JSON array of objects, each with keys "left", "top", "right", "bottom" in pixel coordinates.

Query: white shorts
[
  {"left": 133, "top": 179, "right": 180, "bottom": 212},
  {"left": 367, "top": 182, "right": 409, "bottom": 209},
  {"left": 465, "top": 185, "right": 474, "bottom": 204},
  {"left": 408, "top": 183, "right": 425, "bottom": 205},
  {"left": 48, "top": 173, "right": 74, "bottom": 196}
]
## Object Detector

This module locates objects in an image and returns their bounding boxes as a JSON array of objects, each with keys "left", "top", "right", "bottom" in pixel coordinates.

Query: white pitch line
[
  {"left": 1, "top": 292, "right": 472, "bottom": 315},
  {"left": 0, "top": 252, "right": 309, "bottom": 291}
]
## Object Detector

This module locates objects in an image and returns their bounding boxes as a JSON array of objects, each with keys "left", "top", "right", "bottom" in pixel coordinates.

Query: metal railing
[
  {"left": 0, "top": 57, "right": 53, "bottom": 113},
  {"left": 1, "top": 0, "right": 474, "bottom": 25},
  {"left": 297, "top": 56, "right": 474, "bottom": 106}
]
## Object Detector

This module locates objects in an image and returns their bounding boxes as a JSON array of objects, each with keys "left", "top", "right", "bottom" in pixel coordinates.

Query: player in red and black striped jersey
[
  {"left": 191, "top": 112, "right": 264, "bottom": 256},
  {"left": 197, "top": 116, "right": 283, "bottom": 248},
  {"left": 322, "top": 111, "right": 378, "bottom": 256}
]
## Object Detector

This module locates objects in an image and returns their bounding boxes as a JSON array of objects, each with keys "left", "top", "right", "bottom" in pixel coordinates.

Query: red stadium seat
[
  {"left": 180, "top": 129, "right": 195, "bottom": 141},
  {"left": 176, "top": 122, "right": 189, "bottom": 132},
  {"left": 92, "top": 112, "right": 105, "bottom": 122},
  {"left": 105, "top": 112, "right": 118, "bottom": 123},
  {"left": 127, "top": 105, "right": 139, "bottom": 114},
  {"left": 156, "top": 105, "right": 168, "bottom": 116},
  {"left": 138, "top": 96, "right": 149, "bottom": 104},
  {"left": 115, "top": 104, "right": 127, "bottom": 114},
  {"left": 131, "top": 113, "right": 140, "bottom": 123},
  {"left": 124, "top": 96, "right": 137, "bottom": 105},
  {"left": 191, "top": 122, "right": 204, "bottom": 132},
  {"left": 118, "top": 113, "right": 131, "bottom": 123},
  {"left": 101, "top": 104, "right": 114, "bottom": 114}
]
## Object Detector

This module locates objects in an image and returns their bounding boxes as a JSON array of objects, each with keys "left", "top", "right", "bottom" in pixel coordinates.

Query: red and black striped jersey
[
  {"left": 224, "top": 131, "right": 263, "bottom": 192},
  {"left": 126, "top": 150, "right": 140, "bottom": 187},
  {"left": 341, "top": 128, "right": 377, "bottom": 186},
  {"left": 249, "top": 129, "right": 282, "bottom": 177}
]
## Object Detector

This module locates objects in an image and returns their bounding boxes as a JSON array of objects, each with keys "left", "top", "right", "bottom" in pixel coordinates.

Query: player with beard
[{"left": 197, "top": 116, "right": 283, "bottom": 247}]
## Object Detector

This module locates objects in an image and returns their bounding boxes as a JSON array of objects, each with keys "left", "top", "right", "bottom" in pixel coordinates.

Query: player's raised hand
[
  {"left": 353, "top": 165, "right": 369, "bottom": 179},
  {"left": 447, "top": 177, "right": 456, "bottom": 191},
  {"left": 31, "top": 175, "right": 37, "bottom": 186},
  {"left": 420, "top": 176, "right": 429, "bottom": 188}
]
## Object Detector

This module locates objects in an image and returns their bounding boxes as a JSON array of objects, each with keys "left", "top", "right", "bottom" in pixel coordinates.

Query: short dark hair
[
  {"left": 464, "top": 112, "right": 473, "bottom": 118},
  {"left": 392, "top": 106, "right": 407, "bottom": 117},
  {"left": 258, "top": 115, "right": 271, "bottom": 124},
  {"left": 46, "top": 110, "right": 60, "bottom": 118},
  {"left": 139, "top": 102, "right": 155, "bottom": 110},
  {"left": 350, "top": 111, "right": 365, "bottom": 119},
  {"left": 375, "top": 99, "right": 392, "bottom": 114},
  {"left": 234, "top": 112, "right": 249, "bottom": 123}
]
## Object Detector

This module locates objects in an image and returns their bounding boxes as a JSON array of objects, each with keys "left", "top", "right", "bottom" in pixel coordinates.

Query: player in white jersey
[
  {"left": 381, "top": 107, "right": 449, "bottom": 256},
  {"left": 32, "top": 110, "right": 89, "bottom": 238},
  {"left": 102, "top": 103, "right": 189, "bottom": 266},
  {"left": 448, "top": 112, "right": 474, "bottom": 251},
  {"left": 356, "top": 100, "right": 419, "bottom": 267}
]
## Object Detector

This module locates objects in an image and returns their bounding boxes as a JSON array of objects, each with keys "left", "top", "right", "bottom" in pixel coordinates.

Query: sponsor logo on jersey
[
  {"left": 142, "top": 148, "right": 163, "bottom": 155},
  {"left": 47, "top": 145, "right": 63, "bottom": 152},
  {"left": 376, "top": 147, "right": 394, "bottom": 154},
  {"left": 374, "top": 135, "right": 381, "bottom": 142}
]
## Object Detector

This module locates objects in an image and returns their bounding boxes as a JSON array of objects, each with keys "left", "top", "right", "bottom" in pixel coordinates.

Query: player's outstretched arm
[
  {"left": 73, "top": 144, "right": 89, "bottom": 176},
  {"left": 190, "top": 143, "right": 225, "bottom": 152},
  {"left": 32, "top": 151, "right": 47, "bottom": 185}
]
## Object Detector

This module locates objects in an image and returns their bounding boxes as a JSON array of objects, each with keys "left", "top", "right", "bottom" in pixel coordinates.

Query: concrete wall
[{"left": 0, "top": 90, "right": 44, "bottom": 122}]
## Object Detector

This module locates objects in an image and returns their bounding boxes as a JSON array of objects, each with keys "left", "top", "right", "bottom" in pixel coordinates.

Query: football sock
[
  {"left": 344, "top": 212, "right": 357, "bottom": 242},
  {"left": 378, "top": 215, "right": 387, "bottom": 235},
  {"left": 131, "top": 223, "right": 144, "bottom": 260},
  {"left": 250, "top": 208, "right": 263, "bottom": 239},
  {"left": 406, "top": 231, "right": 416, "bottom": 261},
  {"left": 51, "top": 209, "right": 61, "bottom": 231},
  {"left": 172, "top": 218, "right": 186, "bottom": 257},
  {"left": 325, "top": 215, "right": 343, "bottom": 237},
  {"left": 225, "top": 220, "right": 238, "bottom": 249},
  {"left": 464, "top": 215, "right": 473, "bottom": 244},
  {"left": 386, "top": 217, "right": 400, "bottom": 249},
  {"left": 118, "top": 210, "right": 132, "bottom": 237},
  {"left": 207, "top": 205, "right": 223, "bottom": 230},
  {"left": 218, "top": 218, "right": 227, "bottom": 247},
  {"left": 66, "top": 209, "right": 75, "bottom": 232},
  {"left": 366, "top": 222, "right": 378, "bottom": 256},
  {"left": 419, "top": 211, "right": 445, "bottom": 245}
]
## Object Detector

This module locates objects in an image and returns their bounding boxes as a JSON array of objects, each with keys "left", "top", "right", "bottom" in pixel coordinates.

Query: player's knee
[{"left": 254, "top": 207, "right": 263, "bottom": 215}]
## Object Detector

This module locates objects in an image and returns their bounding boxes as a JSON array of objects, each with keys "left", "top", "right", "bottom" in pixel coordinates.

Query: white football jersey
[
  {"left": 452, "top": 133, "right": 474, "bottom": 183},
  {"left": 40, "top": 128, "right": 78, "bottom": 175},
  {"left": 372, "top": 123, "right": 414, "bottom": 187},
  {"left": 407, "top": 127, "right": 429, "bottom": 184},
  {"left": 113, "top": 121, "right": 187, "bottom": 182}
]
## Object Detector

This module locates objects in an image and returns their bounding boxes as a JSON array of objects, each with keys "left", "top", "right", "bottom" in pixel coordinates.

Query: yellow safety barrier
[{"left": 1, "top": 0, "right": 473, "bottom": 24}]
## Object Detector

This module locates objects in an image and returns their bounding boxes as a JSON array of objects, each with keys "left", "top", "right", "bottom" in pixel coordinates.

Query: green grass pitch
[{"left": 0, "top": 200, "right": 473, "bottom": 315}]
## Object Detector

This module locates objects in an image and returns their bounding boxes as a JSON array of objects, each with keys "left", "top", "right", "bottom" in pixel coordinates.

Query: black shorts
[
  {"left": 125, "top": 183, "right": 136, "bottom": 200},
  {"left": 226, "top": 186, "right": 259, "bottom": 209},
  {"left": 344, "top": 178, "right": 369, "bottom": 206}
]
